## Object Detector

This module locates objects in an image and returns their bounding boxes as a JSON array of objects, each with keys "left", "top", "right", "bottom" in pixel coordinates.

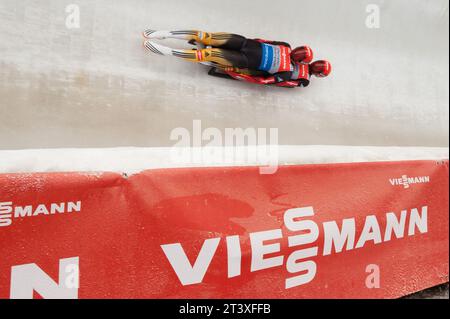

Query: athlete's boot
[{"left": 142, "top": 30, "right": 173, "bottom": 40}]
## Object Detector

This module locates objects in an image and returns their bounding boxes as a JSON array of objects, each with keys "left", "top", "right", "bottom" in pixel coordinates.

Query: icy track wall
[{"left": 0, "top": 0, "right": 449, "bottom": 150}]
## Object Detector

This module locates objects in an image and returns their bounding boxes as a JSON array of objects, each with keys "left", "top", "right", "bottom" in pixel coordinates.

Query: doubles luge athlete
[{"left": 142, "top": 29, "right": 332, "bottom": 88}]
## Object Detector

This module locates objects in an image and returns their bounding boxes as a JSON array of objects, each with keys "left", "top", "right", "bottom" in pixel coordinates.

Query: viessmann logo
[
  {"left": 389, "top": 175, "right": 430, "bottom": 189},
  {"left": 0, "top": 201, "right": 81, "bottom": 227},
  {"left": 161, "top": 205, "right": 428, "bottom": 290}
]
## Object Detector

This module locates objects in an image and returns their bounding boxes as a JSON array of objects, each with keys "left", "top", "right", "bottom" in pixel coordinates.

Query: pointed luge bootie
[
  {"left": 142, "top": 30, "right": 202, "bottom": 40},
  {"left": 142, "top": 40, "right": 174, "bottom": 56},
  {"left": 142, "top": 30, "right": 173, "bottom": 39}
]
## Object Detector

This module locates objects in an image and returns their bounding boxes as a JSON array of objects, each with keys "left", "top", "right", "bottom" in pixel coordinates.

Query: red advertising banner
[{"left": 0, "top": 160, "right": 448, "bottom": 299}]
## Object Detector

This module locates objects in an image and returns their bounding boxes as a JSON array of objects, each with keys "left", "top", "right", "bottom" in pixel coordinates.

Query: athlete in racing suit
[{"left": 142, "top": 30, "right": 331, "bottom": 87}]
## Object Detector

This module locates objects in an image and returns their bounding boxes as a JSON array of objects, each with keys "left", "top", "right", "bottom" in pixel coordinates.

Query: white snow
[
  {"left": 0, "top": 1, "right": 448, "bottom": 174},
  {"left": 0, "top": 145, "right": 447, "bottom": 175}
]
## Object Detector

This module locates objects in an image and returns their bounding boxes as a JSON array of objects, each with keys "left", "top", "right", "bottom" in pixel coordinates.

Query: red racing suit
[{"left": 225, "top": 61, "right": 310, "bottom": 88}]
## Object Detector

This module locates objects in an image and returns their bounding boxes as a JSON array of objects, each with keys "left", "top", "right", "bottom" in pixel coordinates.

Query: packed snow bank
[{"left": 0, "top": 145, "right": 448, "bottom": 175}]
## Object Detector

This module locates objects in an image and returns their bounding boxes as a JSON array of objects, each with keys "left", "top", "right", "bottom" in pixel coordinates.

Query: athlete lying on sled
[{"left": 142, "top": 30, "right": 332, "bottom": 88}]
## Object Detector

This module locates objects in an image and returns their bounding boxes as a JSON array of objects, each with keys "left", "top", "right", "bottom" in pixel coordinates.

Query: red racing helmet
[
  {"left": 291, "top": 46, "right": 314, "bottom": 64},
  {"left": 310, "top": 60, "right": 332, "bottom": 77}
]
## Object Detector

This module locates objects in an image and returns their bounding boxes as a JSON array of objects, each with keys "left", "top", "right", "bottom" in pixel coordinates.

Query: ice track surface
[{"left": 0, "top": 0, "right": 448, "bottom": 152}]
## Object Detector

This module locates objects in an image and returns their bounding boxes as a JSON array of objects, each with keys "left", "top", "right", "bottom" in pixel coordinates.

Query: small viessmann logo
[
  {"left": 0, "top": 201, "right": 81, "bottom": 227},
  {"left": 389, "top": 175, "right": 430, "bottom": 189}
]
